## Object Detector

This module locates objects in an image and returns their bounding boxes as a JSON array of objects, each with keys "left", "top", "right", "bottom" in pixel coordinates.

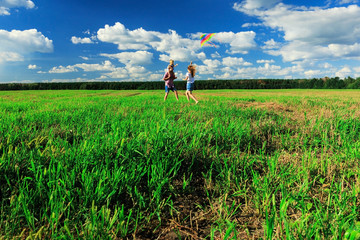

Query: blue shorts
[
  {"left": 186, "top": 83, "right": 194, "bottom": 91},
  {"left": 165, "top": 85, "right": 177, "bottom": 93}
]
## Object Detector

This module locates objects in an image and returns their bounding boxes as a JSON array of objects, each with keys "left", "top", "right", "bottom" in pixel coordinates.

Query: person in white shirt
[{"left": 183, "top": 63, "right": 199, "bottom": 104}]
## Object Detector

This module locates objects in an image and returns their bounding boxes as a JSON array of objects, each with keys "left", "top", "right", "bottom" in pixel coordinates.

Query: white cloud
[
  {"left": 0, "top": 29, "right": 53, "bottom": 63},
  {"left": 28, "top": 64, "right": 38, "bottom": 69},
  {"left": 151, "top": 30, "right": 198, "bottom": 52},
  {"left": 0, "top": 52, "right": 23, "bottom": 62},
  {"left": 328, "top": 43, "right": 360, "bottom": 57},
  {"left": 44, "top": 78, "right": 99, "bottom": 83},
  {"left": 158, "top": 48, "right": 203, "bottom": 63},
  {"left": 263, "top": 5, "right": 360, "bottom": 45},
  {"left": 211, "top": 51, "right": 221, "bottom": 58},
  {"left": 103, "top": 67, "right": 128, "bottom": 79},
  {"left": 197, "top": 59, "right": 222, "bottom": 75},
  {"left": 0, "top": 0, "right": 35, "bottom": 8},
  {"left": 148, "top": 73, "right": 164, "bottom": 81},
  {"left": 102, "top": 64, "right": 155, "bottom": 81},
  {"left": 262, "top": 39, "right": 280, "bottom": 50},
  {"left": 0, "top": 0, "right": 35, "bottom": 15},
  {"left": 97, "top": 22, "right": 157, "bottom": 50},
  {"left": 354, "top": 66, "right": 360, "bottom": 72},
  {"left": 96, "top": 22, "right": 256, "bottom": 63},
  {"left": 71, "top": 36, "right": 94, "bottom": 44},
  {"left": 150, "top": 30, "right": 204, "bottom": 62},
  {"left": 0, "top": 29, "right": 54, "bottom": 53},
  {"left": 222, "top": 56, "right": 252, "bottom": 67},
  {"left": 234, "top": 2, "right": 360, "bottom": 63},
  {"left": 0, "top": 6, "right": 9, "bottom": 15},
  {"left": 101, "top": 51, "right": 153, "bottom": 65},
  {"left": 242, "top": 22, "right": 263, "bottom": 28},
  {"left": 304, "top": 70, "right": 322, "bottom": 78},
  {"left": 257, "top": 59, "right": 275, "bottom": 64},
  {"left": 97, "top": 23, "right": 206, "bottom": 62},
  {"left": 339, "top": 0, "right": 358, "bottom": 4},
  {"left": 234, "top": 0, "right": 281, "bottom": 11},
  {"left": 48, "top": 61, "right": 115, "bottom": 73},
  {"left": 320, "top": 62, "right": 333, "bottom": 69},
  {"left": 46, "top": 60, "right": 155, "bottom": 81},
  {"left": 74, "top": 60, "right": 115, "bottom": 72},
  {"left": 49, "top": 65, "right": 78, "bottom": 74},
  {"left": 336, "top": 66, "right": 352, "bottom": 78},
  {"left": 215, "top": 31, "right": 257, "bottom": 54}
]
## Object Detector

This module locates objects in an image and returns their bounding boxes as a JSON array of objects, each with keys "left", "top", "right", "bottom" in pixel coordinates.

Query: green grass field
[{"left": 1, "top": 89, "right": 360, "bottom": 239}]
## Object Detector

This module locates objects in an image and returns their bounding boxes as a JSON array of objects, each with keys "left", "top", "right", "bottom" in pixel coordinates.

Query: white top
[{"left": 186, "top": 72, "right": 195, "bottom": 83}]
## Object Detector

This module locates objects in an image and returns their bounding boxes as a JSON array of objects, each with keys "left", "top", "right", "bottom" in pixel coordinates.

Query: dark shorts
[
  {"left": 186, "top": 83, "right": 194, "bottom": 91},
  {"left": 165, "top": 85, "right": 177, "bottom": 93}
]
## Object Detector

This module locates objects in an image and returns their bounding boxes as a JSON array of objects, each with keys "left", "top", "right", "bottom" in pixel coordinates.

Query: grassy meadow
[{"left": 1, "top": 89, "right": 360, "bottom": 239}]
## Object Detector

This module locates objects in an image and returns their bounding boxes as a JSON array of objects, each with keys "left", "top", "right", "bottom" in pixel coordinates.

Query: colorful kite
[{"left": 200, "top": 33, "right": 216, "bottom": 47}]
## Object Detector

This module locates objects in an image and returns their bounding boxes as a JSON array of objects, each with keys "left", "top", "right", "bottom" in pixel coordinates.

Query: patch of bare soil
[{"left": 239, "top": 101, "right": 294, "bottom": 113}]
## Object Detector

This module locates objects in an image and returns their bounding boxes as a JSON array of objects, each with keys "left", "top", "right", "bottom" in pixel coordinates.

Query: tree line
[{"left": 1, "top": 76, "right": 360, "bottom": 91}]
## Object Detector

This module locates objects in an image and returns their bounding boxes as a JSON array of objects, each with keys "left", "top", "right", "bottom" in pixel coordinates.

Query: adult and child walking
[{"left": 163, "top": 59, "right": 199, "bottom": 104}]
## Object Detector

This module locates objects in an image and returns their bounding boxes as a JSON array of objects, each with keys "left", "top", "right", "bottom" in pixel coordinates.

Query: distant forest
[{"left": 1, "top": 76, "right": 360, "bottom": 91}]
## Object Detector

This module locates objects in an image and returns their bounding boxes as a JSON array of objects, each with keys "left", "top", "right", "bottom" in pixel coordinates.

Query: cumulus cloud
[
  {"left": 0, "top": 29, "right": 53, "bottom": 53},
  {"left": 212, "top": 61, "right": 308, "bottom": 79},
  {"left": 46, "top": 60, "right": 156, "bottom": 81},
  {"left": 158, "top": 49, "right": 205, "bottom": 63},
  {"left": 0, "top": 6, "right": 9, "bottom": 15},
  {"left": 216, "top": 31, "right": 257, "bottom": 54},
  {"left": 103, "top": 67, "right": 128, "bottom": 79},
  {"left": 97, "top": 22, "right": 158, "bottom": 50},
  {"left": 263, "top": 5, "right": 360, "bottom": 45},
  {"left": 234, "top": 1, "right": 360, "bottom": 64},
  {"left": 71, "top": 36, "right": 94, "bottom": 44},
  {"left": 28, "top": 64, "right": 38, "bottom": 69},
  {"left": 151, "top": 30, "right": 204, "bottom": 62},
  {"left": 101, "top": 51, "right": 153, "bottom": 65},
  {"left": 96, "top": 22, "right": 256, "bottom": 63},
  {"left": 192, "top": 31, "right": 257, "bottom": 54},
  {"left": 257, "top": 59, "right": 275, "bottom": 64},
  {"left": 97, "top": 23, "right": 205, "bottom": 62},
  {"left": 101, "top": 64, "right": 155, "bottom": 81},
  {"left": 0, "top": 0, "right": 35, "bottom": 8},
  {"left": 211, "top": 51, "right": 221, "bottom": 58},
  {"left": 48, "top": 61, "right": 115, "bottom": 73},
  {"left": 197, "top": 59, "right": 222, "bottom": 75},
  {"left": 67, "top": 17, "right": 357, "bottom": 80},
  {"left": 0, "top": 0, "right": 35, "bottom": 15},
  {"left": 339, "top": 0, "right": 358, "bottom": 4},
  {"left": 195, "top": 54, "right": 308, "bottom": 79},
  {"left": 74, "top": 60, "right": 115, "bottom": 72},
  {"left": 234, "top": 0, "right": 281, "bottom": 11},
  {"left": 242, "top": 22, "right": 263, "bottom": 28},
  {"left": 262, "top": 39, "right": 280, "bottom": 50},
  {"left": 49, "top": 65, "right": 78, "bottom": 74},
  {"left": 222, "top": 56, "right": 252, "bottom": 67},
  {"left": 304, "top": 69, "right": 322, "bottom": 78},
  {"left": 0, "top": 52, "right": 23, "bottom": 62},
  {"left": 336, "top": 66, "right": 352, "bottom": 78},
  {"left": 0, "top": 29, "right": 53, "bottom": 63}
]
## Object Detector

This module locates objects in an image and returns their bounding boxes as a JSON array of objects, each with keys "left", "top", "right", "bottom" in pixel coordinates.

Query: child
[
  {"left": 168, "top": 59, "right": 178, "bottom": 70},
  {"left": 183, "top": 63, "right": 199, "bottom": 104},
  {"left": 163, "top": 65, "right": 179, "bottom": 101}
]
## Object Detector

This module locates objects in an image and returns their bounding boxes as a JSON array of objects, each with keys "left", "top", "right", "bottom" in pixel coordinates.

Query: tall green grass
[{"left": 0, "top": 89, "right": 359, "bottom": 239}]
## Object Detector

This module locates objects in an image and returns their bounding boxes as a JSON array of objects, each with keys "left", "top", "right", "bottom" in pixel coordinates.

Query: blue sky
[{"left": 1, "top": 0, "right": 360, "bottom": 83}]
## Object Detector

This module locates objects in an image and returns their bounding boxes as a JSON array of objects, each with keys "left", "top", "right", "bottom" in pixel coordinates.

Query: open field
[{"left": 1, "top": 89, "right": 360, "bottom": 239}]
